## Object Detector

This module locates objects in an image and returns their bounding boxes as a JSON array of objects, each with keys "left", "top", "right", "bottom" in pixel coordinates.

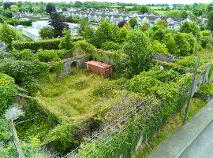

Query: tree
[
  {"left": 74, "top": 1, "right": 83, "bottom": 8},
  {"left": 39, "top": 27, "right": 55, "bottom": 40},
  {"left": 156, "top": 20, "right": 168, "bottom": 28},
  {"left": 46, "top": 3, "right": 56, "bottom": 14},
  {"left": 181, "top": 11, "right": 188, "bottom": 19},
  {"left": 180, "top": 22, "right": 200, "bottom": 36},
  {"left": 118, "top": 20, "right": 127, "bottom": 28},
  {"left": 129, "top": 17, "right": 137, "bottom": 29},
  {"left": 140, "top": 23, "right": 149, "bottom": 32},
  {"left": 79, "top": 18, "right": 89, "bottom": 36},
  {"left": 0, "top": 23, "right": 20, "bottom": 50},
  {"left": 208, "top": 11, "right": 213, "bottom": 31},
  {"left": 59, "top": 29, "right": 74, "bottom": 50},
  {"left": 139, "top": 6, "right": 149, "bottom": 13},
  {"left": 49, "top": 12, "right": 68, "bottom": 38},
  {"left": 124, "top": 31, "right": 153, "bottom": 77},
  {"left": 3, "top": 2, "right": 12, "bottom": 9}
]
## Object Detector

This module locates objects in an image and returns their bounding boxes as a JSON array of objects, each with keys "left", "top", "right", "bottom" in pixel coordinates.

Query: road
[{"left": 179, "top": 121, "right": 213, "bottom": 158}]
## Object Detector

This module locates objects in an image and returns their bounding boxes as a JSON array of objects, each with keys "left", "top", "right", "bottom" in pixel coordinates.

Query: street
[{"left": 179, "top": 121, "right": 213, "bottom": 158}]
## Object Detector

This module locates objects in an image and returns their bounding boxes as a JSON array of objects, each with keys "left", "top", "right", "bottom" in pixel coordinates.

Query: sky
[{"left": 7, "top": 0, "right": 213, "bottom": 4}]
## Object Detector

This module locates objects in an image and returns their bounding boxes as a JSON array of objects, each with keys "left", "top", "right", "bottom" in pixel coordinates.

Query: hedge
[
  {"left": 0, "top": 73, "right": 17, "bottom": 114},
  {"left": 7, "top": 18, "right": 34, "bottom": 26},
  {"left": 12, "top": 36, "right": 83, "bottom": 51},
  {"left": 12, "top": 38, "right": 61, "bottom": 51},
  {"left": 73, "top": 73, "right": 193, "bottom": 158},
  {"left": 37, "top": 49, "right": 73, "bottom": 62}
]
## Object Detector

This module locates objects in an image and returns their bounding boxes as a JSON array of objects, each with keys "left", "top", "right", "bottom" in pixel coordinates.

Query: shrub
[
  {"left": 152, "top": 40, "right": 168, "bottom": 55},
  {"left": 7, "top": 18, "right": 33, "bottom": 26},
  {"left": 0, "top": 74, "right": 17, "bottom": 114},
  {"left": 10, "top": 49, "right": 38, "bottom": 61},
  {"left": 0, "top": 59, "right": 48, "bottom": 84},
  {"left": 37, "top": 49, "right": 72, "bottom": 62},
  {"left": 59, "top": 29, "right": 74, "bottom": 50},
  {"left": 163, "top": 33, "right": 178, "bottom": 55},
  {"left": 123, "top": 31, "right": 153, "bottom": 77},
  {"left": 75, "top": 40, "right": 96, "bottom": 55},
  {"left": 101, "top": 41, "right": 121, "bottom": 51},
  {"left": 128, "top": 74, "right": 162, "bottom": 94},
  {"left": 200, "top": 30, "right": 212, "bottom": 37},
  {"left": 39, "top": 27, "right": 55, "bottom": 40},
  {"left": 176, "top": 56, "right": 205, "bottom": 68},
  {"left": 180, "top": 22, "right": 200, "bottom": 36},
  {"left": 200, "top": 36, "right": 213, "bottom": 48},
  {"left": 12, "top": 38, "right": 61, "bottom": 51}
]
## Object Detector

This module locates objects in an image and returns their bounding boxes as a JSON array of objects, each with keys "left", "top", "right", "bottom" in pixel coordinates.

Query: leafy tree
[
  {"left": 140, "top": 22, "right": 149, "bottom": 32},
  {"left": 46, "top": 3, "right": 56, "bottom": 14},
  {"left": 123, "top": 31, "right": 153, "bottom": 77},
  {"left": 3, "top": 2, "right": 12, "bottom": 9},
  {"left": 0, "top": 23, "right": 19, "bottom": 50},
  {"left": 79, "top": 18, "right": 89, "bottom": 36},
  {"left": 59, "top": 29, "right": 73, "bottom": 50},
  {"left": 129, "top": 17, "right": 137, "bottom": 29},
  {"left": 156, "top": 20, "right": 168, "bottom": 28},
  {"left": 164, "top": 33, "right": 178, "bottom": 55},
  {"left": 49, "top": 12, "right": 68, "bottom": 38},
  {"left": 152, "top": 40, "right": 168, "bottom": 55},
  {"left": 208, "top": 11, "right": 213, "bottom": 31},
  {"left": 39, "top": 27, "right": 55, "bottom": 40},
  {"left": 74, "top": 1, "right": 83, "bottom": 8},
  {"left": 93, "top": 19, "right": 119, "bottom": 48},
  {"left": 118, "top": 20, "right": 127, "bottom": 28},
  {"left": 181, "top": 11, "right": 188, "bottom": 19},
  {"left": 139, "top": 6, "right": 149, "bottom": 13},
  {"left": 180, "top": 22, "right": 200, "bottom": 36}
]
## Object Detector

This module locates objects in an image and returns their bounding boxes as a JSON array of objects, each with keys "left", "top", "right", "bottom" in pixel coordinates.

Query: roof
[{"left": 85, "top": 61, "right": 112, "bottom": 69}]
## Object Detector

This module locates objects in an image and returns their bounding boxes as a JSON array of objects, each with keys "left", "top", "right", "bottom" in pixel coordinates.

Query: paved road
[{"left": 179, "top": 121, "right": 213, "bottom": 158}]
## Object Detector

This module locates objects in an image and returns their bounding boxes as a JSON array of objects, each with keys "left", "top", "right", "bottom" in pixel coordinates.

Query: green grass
[
  {"left": 36, "top": 69, "right": 123, "bottom": 122},
  {"left": 135, "top": 96, "right": 207, "bottom": 158}
]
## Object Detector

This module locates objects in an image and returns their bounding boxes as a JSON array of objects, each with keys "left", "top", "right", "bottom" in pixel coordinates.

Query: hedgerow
[
  {"left": 12, "top": 38, "right": 61, "bottom": 51},
  {"left": 0, "top": 73, "right": 17, "bottom": 114},
  {"left": 37, "top": 49, "right": 73, "bottom": 62}
]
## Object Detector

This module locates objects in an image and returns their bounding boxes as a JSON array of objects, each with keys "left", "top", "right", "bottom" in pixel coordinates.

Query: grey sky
[{"left": 8, "top": 0, "right": 213, "bottom": 4}]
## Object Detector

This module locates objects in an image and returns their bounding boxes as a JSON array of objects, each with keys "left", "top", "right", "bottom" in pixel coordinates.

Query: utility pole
[{"left": 184, "top": 56, "right": 200, "bottom": 123}]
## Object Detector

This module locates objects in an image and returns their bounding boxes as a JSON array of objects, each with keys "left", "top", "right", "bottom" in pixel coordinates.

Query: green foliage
[
  {"left": 200, "top": 30, "right": 212, "bottom": 37},
  {"left": 59, "top": 29, "right": 74, "bottom": 50},
  {"left": 174, "top": 33, "right": 196, "bottom": 56},
  {"left": 37, "top": 49, "right": 72, "bottom": 62},
  {"left": 12, "top": 38, "right": 61, "bottom": 51},
  {"left": 152, "top": 40, "right": 168, "bottom": 55},
  {"left": 128, "top": 74, "right": 162, "bottom": 94},
  {"left": 200, "top": 36, "right": 213, "bottom": 49},
  {"left": 199, "top": 82, "right": 213, "bottom": 96},
  {"left": 140, "top": 23, "right": 149, "bottom": 32},
  {"left": 79, "top": 18, "right": 89, "bottom": 36},
  {"left": 180, "top": 22, "right": 200, "bottom": 36},
  {"left": 129, "top": 17, "right": 137, "bottom": 29},
  {"left": 93, "top": 19, "right": 120, "bottom": 48},
  {"left": 123, "top": 31, "right": 153, "bottom": 77},
  {"left": 101, "top": 41, "right": 121, "bottom": 51},
  {"left": 11, "top": 49, "right": 38, "bottom": 61},
  {"left": 92, "top": 83, "right": 113, "bottom": 98},
  {"left": 75, "top": 40, "right": 96, "bottom": 55},
  {"left": 0, "top": 59, "right": 48, "bottom": 95},
  {"left": 0, "top": 23, "right": 20, "bottom": 50},
  {"left": 176, "top": 56, "right": 205, "bottom": 68},
  {"left": 156, "top": 20, "right": 168, "bottom": 28},
  {"left": 0, "top": 74, "right": 17, "bottom": 114},
  {"left": 39, "top": 27, "right": 55, "bottom": 40},
  {"left": 208, "top": 11, "right": 213, "bottom": 31},
  {"left": 163, "top": 33, "right": 178, "bottom": 55},
  {"left": 7, "top": 18, "right": 34, "bottom": 26}
]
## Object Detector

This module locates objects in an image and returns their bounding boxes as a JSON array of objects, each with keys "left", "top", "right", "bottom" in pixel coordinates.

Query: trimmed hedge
[
  {"left": 7, "top": 18, "right": 34, "bottom": 26},
  {"left": 37, "top": 49, "right": 73, "bottom": 62},
  {"left": 0, "top": 73, "right": 17, "bottom": 114},
  {"left": 12, "top": 36, "right": 83, "bottom": 52},
  {"left": 12, "top": 39, "right": 61, "bottom": 51}
]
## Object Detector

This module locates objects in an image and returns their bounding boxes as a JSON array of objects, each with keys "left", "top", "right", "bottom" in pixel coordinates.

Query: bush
[
  {"left": 176, "top": 56, "right": 205, "bottom": 68},
  {"left": 101, "top": 41, "right": 121, "bottom": 51},
  {"left": 12, "top": 38, "right": 61, "bottom": 51},
  {"left": 0, "top": 74, "right": 17, "bottom": 114},
  {"left": 152, "top": 40, "right": 168, "bottom": 55},
  {"left": 59, "top": 29, "right": 74, "bottom": 50},
  {"left": 10, "top": 49, "right": 38, "bottom": 61},
  {"left": 75, "top": 40, "right": 96, "bottom": 55},
  {"left": 200, "top": 36, "right": 213, "bottom": 49},
  {"left": 128, "top": 74, "right": 162, "bottom": 94},
  {"left": 7, "top": 18, "right": 33, "bottom": 26},
  {"left": 180, "top": 22, "right": 200, "bottom": 36},
  {"left": 200, "top": 30, "right": 212, "bottom": 37},
  {"left": 37, "top": 49, "right": 72, "bottom": 62},
  {"left": 0, "top": 59, "right": 48, "bottom": 84},
  {"left": 39, "top": 27, "right": 55, "bottom": 40},
  {"left": 123, "top": 31, "right": 153, "bottom": 77}
]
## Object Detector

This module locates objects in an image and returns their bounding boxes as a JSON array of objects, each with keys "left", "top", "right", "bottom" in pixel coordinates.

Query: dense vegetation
[{"left": 0, "top": 1, "right": 213, "bottom": 158}]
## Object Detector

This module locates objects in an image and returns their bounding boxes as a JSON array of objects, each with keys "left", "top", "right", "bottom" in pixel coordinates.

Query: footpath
[{"left": 148, "top": 99, "right": 213, "bottom": 158}]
